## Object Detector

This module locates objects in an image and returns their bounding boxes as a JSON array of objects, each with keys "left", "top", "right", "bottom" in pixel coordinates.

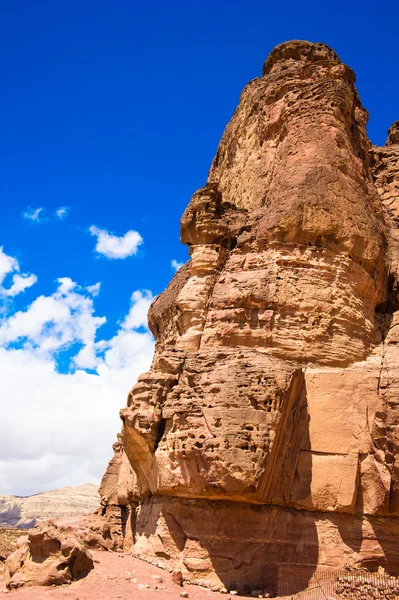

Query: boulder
[{"left": 4, "top": 522, "right": 93, "bottom": 589}]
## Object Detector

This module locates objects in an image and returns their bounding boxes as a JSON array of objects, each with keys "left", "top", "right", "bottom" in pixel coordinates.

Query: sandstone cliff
[
  {"left": 100, "top": 40, "right": 399, "bottom": 594},
  {"left": 0, "top": 484, "right": 100, "bottom": 529}
]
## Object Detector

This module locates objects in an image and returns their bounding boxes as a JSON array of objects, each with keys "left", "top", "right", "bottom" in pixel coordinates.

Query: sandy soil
[{"left": 0, "top": 551, "right": 252, "bottom": 600}]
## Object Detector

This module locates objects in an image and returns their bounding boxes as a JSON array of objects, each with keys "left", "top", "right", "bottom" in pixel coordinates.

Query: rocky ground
[{"left": 0, "top": 550, "right": 254, "bottom": 600}]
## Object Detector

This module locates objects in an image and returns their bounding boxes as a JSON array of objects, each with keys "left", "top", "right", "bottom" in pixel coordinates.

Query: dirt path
[{"left": 0, "top": 551, "right": 252, "bottom": 600}]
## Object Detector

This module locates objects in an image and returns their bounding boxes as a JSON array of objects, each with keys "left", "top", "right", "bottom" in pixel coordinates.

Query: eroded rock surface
[
  {"left": 100, "top": 40, "right": 399, "bottom": 594},
  {"left": 4, "top": 522, "right": 93, "bottom": 589}
]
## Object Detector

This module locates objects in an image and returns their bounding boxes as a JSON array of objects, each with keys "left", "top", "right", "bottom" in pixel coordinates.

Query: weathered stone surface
[
  {"left": 51, "top": 510, "right": 121, "bottom": 551},
  {"left": 4, "top": 522, "right": 93, "bottom": 589},
  {"left": 0, "top": 536, "right": 14, "bottom": 562},
  {"left": 100, "top": 40, "right": 399, "bottom": 593}
]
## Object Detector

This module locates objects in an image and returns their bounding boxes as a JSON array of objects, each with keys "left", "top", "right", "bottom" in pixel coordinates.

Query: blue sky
[{"left": 0, "top": 0, "right": 397, "bottom": 495}]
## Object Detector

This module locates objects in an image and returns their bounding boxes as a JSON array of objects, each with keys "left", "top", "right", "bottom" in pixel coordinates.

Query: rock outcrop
[
  {"left": 100, "top": 40, "right": 399, "bottom": 594},
  {"left": 0, "top": 536, "right": 14, "bottom": 562},
  {"left": 0, "top": 484, "right": 100, "bottom": 529},
  {"left": 4, "top": 522, "right": 94, "bottom": 589}
]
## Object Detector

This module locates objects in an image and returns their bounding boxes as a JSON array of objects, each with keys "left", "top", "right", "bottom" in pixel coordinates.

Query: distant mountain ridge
[{"left": 0, "top": 484, "right": 100, "bottom": 528}]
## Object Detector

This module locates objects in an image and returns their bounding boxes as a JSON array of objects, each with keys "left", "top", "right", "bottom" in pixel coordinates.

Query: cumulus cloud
[
  {"left": 54, "top": 206, "right": 70, "bottom": 220},
  {"left": 0, "top": 247, "right": 37, "bottom": 297},
  {"left": 0, "top": 279, "right": 154, "bottom": 495},
  {"left": 22, "top": 207, "right": 44, "bottom": 222},
  {"left": 6, "top": 274, "right": 38, "bottom": 297},
  {"left": 89, "top": 226, "right": 143, "bottom": 259},
  {"left": 0, "top": 247, "right": 19, "bottom": 284},
  {"left": 0, "top": 338, "right": 153, "bottom": 495},
  {"left": 0, "top": 277, "right": 106, "bottom": 356},
  {"left": 121, "top": 290, "right": 152, "bottom": 330}
]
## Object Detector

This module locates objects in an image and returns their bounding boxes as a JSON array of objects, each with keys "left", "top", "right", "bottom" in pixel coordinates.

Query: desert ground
[{"left": 0, "top": 548, "right": 252, "bottom": 600}]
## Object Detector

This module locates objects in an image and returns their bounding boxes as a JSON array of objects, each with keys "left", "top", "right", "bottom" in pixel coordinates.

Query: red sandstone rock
[
  {"left": 100, "top": 40, "right": 399, "bottom": 594},
  {"left": 4, "top": 522, "right": 93, "bottom": 589},
  {"left": 0, "top": 537, "right": 13, "bottom": 562}
]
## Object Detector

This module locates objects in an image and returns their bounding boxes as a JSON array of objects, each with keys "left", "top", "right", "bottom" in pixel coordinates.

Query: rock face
[
  {"left": 4, "top": 522, "right": 94, "bottom": 589},
  {"left": 0, "top": 484, "right": 100, "bottom": 529},
  {"left": 0, "top": 536, "right": 14, "bottom": 562},
  {"left": 100, "top": 41, "right": 399, "bottom": 593}
]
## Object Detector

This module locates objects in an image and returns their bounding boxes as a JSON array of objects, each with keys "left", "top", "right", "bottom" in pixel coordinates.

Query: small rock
[
  {"left": 180, "top": 592, "right": 189, "bottom": 598},
  {"left": 152, "top": 574, "right": 163, "bottom": 583},
  {"left": 172, "top": 570, "right": 183, "bottom": 586},
  {"left": 138, "top": 583, "right": 150, "bottom": 590},
  {"left": 220, "top": 588, "right": 228, "bottom": 594},
  {"left": 230, "top": 592, "right": 238, "bottom": 596}
]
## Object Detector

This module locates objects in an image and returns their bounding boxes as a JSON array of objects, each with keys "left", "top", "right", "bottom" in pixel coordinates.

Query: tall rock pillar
[{"left": 100, "top": 41, "right": 399, "bottom": 594}]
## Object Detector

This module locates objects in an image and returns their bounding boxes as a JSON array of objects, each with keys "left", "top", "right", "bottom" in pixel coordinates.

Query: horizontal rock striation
[
  {"left": 0, "top": 484, "right": 100, "bottom": 529},
  {"left": 100, "top": 40, "right": 399, "bottom": 594}
]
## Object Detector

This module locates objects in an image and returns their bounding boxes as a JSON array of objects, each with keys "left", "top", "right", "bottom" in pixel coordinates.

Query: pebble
[
  {"left": 230, "top": 592, "right": 238, "bottom": 596},
  {"left": 180, "top": 592, "right": 189, "bottom": 598},
  {"left": 138, "top": 583, "right": 150, "bottom": 590}
]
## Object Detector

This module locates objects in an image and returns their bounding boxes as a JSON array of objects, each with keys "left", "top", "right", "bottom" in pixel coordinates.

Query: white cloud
[
  {"left": 0, "top": 336, "right": 154, "bottom": 495},
  {"left": 0, "top": 247, "right": 19, "bottom": 285},
  {"left": 89, "top": 225, "right": 143, "bottom": 259},
  {"left": 0, "top": 250, "right": 155, "bottom": 495},
  {"left": 121, "top": 290, "right": 152, "bottom": 330},
  {"left": 0, "top": 277, "right": 106, "bottom": 355},
  {"left": 86, "top": 282, "right": 101, "bottom": 297},
  {"left": 171, "top": 259, "right": 184, "bottom": 271},
  {"left": 54, "top": 206, "right": 70, "bottom": 220},
  {"left": 6, "top": 274, "right": 38, "bottom": 297},
  {"left": 22, "top": 206, "right": 71, "bottom": 223},
  {"left": 22, "top": 207, "right": 44, "bottom": 222},
  {"left": 0, "top": 246, "right": 37, "bottom": 298}
]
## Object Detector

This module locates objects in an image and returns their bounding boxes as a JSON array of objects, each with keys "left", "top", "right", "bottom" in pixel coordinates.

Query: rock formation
[
  {"left": 100, "top": 40, "right": 399, "bottom": 594},
  {"left": 0, "top": 535, "right": 14, "bottom": 562},
  {"left": 0, "top": 484, "right": 100, "bottom": 529},
  {"left": 4, "top": 522, "right": 94, "bottom": 589}
]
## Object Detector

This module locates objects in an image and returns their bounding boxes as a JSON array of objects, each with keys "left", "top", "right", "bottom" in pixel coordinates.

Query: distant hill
[{"left": 0, "top": 484, "right": 100, "bottom": 528}]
